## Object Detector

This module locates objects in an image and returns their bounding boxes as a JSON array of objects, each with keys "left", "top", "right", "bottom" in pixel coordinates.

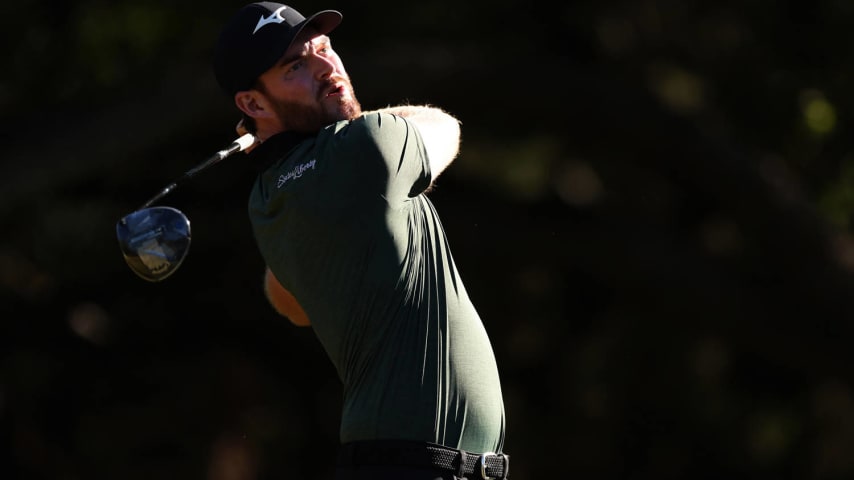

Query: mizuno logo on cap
[{"left": 253, "top": 6, "right": 288, "bottom": 34}]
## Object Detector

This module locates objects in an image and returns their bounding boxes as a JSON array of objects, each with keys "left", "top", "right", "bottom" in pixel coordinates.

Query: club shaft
[{"left": 135, "top": 134, "right": 256, "bottom": 210}]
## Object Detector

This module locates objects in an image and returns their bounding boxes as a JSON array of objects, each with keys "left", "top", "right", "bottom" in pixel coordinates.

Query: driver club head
[{"left": 116, "top": 206, "right": 191, "bottom": 282}]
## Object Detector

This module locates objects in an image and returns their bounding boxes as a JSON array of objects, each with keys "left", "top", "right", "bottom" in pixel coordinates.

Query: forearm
[
  {"left": 365, "top": 105, "right": 461, "bottom": 181},
  {"left": 263, "top": 267, "right": 311, "bottom": 327}
]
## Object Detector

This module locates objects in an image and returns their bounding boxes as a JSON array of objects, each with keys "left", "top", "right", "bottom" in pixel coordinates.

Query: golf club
[{"left": 116, "top": 133, "right": 257, "bottom": 282}]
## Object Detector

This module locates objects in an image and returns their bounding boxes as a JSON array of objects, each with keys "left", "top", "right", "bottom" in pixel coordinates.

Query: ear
[{"left": 234, "top": 90, "right": 273, "bottom": 121}]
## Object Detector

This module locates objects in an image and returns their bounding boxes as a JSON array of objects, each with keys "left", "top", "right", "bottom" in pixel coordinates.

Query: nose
[{"left": 313, "top": 53, "right": 336, "bottom": 80}]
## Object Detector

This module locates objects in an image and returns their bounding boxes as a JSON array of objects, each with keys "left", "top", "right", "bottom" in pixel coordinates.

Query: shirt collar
[{"left": 248, "top": 131, "right": 314, "bottom": 169}]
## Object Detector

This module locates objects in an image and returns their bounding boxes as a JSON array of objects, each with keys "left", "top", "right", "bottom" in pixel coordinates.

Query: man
[{"left": 213, "top": 3, "right": 509, "bottom": 479}]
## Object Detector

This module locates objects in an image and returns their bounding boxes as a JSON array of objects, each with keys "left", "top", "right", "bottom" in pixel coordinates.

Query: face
[{"left": 249, "top": 28, "right": 361, "bottom": 134}]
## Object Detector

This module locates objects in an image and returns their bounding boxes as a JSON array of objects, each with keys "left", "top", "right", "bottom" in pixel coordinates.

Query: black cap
[{"left": 213, "top": 2, "right": 342, "bottom": 96}]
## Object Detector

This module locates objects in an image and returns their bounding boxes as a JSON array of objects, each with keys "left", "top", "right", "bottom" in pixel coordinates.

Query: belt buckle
[{"left": 479, "top": 452, "right": 495, "bottom": 480}]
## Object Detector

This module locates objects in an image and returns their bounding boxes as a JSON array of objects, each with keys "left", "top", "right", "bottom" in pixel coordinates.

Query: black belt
[{"left": 337, "top": 440, "right": 510, "bottom": 479}]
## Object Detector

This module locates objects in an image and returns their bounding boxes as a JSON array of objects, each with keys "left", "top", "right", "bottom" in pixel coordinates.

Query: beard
[{"left": 264, "top": 77, "right": 362, "bottom": 134}]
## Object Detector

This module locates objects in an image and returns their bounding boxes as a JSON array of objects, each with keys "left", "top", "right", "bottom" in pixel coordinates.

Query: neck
[{"left": 254, "top": 125, "right": 282, "bottom": 144}]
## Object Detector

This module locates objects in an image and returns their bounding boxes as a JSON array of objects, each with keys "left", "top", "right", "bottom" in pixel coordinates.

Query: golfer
[{"left": 213, "top": 3, "right": 509, "bottom": 479}]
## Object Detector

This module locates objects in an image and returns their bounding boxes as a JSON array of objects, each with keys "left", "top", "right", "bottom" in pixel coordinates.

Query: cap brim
[{"left": 304, "top": 10, "right": 342, "bottom": 36}]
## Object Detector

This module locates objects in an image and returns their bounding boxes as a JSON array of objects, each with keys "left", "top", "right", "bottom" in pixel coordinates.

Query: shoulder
[{"left": 320, "top": 112, "right": 416, "bottom": 149}]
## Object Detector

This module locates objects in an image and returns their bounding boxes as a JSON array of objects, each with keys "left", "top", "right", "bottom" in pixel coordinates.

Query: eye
[
  {"left": 315, "top": 40, "right": 332, "bottom": 56},
  {"left": 286, "top": 60, "right": 304, "bottom": 74}
]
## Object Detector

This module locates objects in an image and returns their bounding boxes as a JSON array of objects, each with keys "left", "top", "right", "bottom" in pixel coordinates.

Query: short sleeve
[{"left": 322, "top": 112, "right": 432, "bottom": 205}]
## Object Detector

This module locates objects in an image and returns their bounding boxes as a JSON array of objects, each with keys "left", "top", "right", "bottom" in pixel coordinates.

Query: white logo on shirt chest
[{"left": 277, "top": 159, "right": 316, "bottom": 188}]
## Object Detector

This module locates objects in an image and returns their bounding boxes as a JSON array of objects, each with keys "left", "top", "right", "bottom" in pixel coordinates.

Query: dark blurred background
[{"left": 5, "top": 0, "right": 854, "bottom": 478}]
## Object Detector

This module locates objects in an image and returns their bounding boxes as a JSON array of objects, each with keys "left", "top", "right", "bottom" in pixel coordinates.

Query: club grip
[{"left": 234, "top": 133, "right": 257, "bottom": 152}]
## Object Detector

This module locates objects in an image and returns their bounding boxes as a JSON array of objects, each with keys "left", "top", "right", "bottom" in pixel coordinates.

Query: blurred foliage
[{"left": 5, "top": 0, "right": 854, "bottom": 479}]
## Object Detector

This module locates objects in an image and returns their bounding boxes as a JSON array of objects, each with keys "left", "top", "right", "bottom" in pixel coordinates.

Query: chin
[{"left": 329, "top": 100, "right": 361, "bottom": 122}]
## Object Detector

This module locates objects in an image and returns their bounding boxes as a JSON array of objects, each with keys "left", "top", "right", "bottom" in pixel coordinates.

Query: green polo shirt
[{"left": 248, "top": 112, "right": 505, "bottom": 454}]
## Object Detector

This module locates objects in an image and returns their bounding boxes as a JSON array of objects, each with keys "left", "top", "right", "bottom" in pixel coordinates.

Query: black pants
[{"left": 335, "top": 465, "right": 461, "bottom": 480}]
